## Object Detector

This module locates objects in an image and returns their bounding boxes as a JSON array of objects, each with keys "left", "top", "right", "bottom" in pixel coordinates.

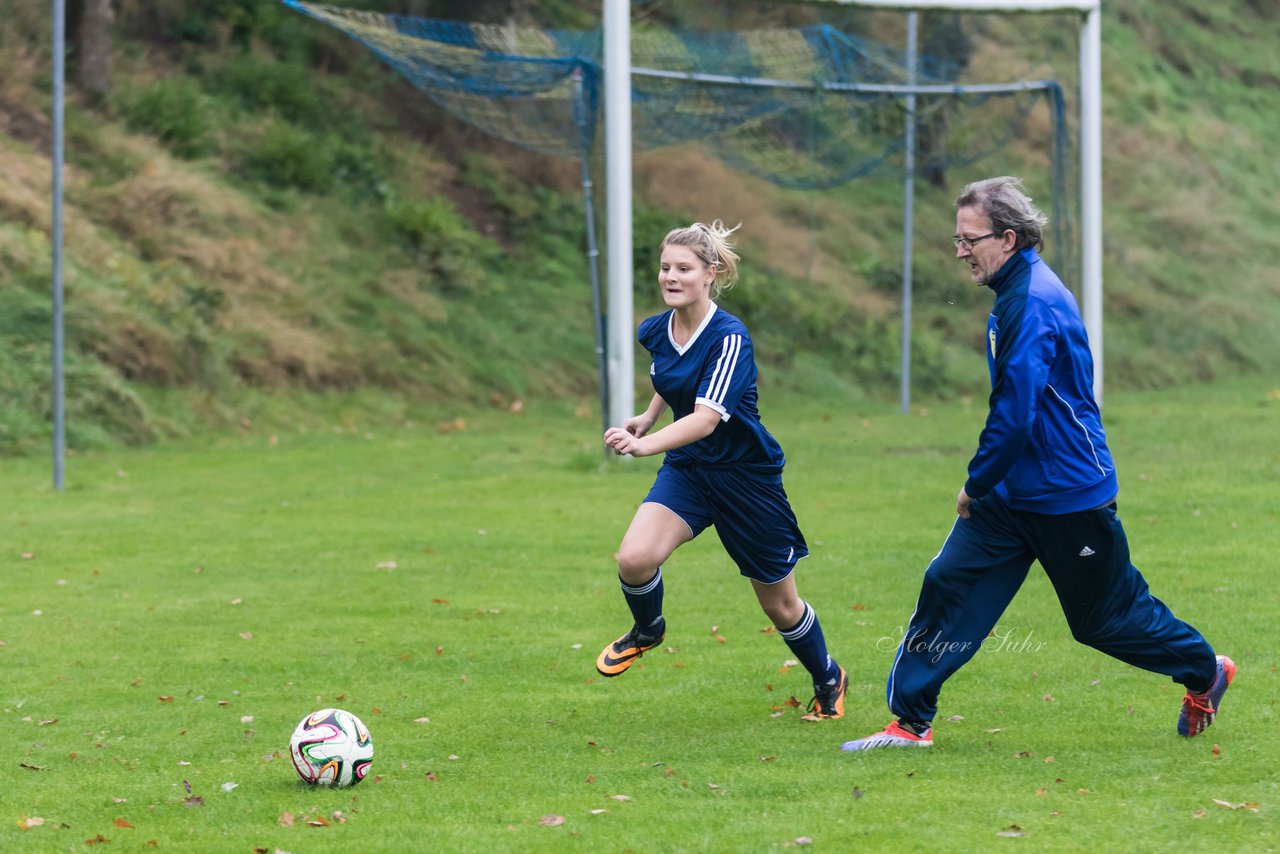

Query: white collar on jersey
[{"left": 667, "top": 302, "right": 718, "bottom": 355}]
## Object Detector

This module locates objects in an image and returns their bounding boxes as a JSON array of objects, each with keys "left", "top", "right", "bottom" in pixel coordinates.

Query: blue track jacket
[{"left": 962, "top": 248, "right": 1118, "bottom": 514}]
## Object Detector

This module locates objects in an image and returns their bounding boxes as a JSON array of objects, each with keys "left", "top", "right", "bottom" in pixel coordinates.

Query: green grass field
[{"left": 2, "top": 378, "right": 1276, "bottom": 852}]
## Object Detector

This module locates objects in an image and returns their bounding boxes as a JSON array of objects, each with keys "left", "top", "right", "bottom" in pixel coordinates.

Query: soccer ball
[{"left": 288, "top": 708, "right": 374, "bottom": 787}]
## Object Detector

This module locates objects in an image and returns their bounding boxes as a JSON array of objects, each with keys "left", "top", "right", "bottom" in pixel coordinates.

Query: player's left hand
[{"left": 956, "top": 487, "right": 973, "bottom": 519}]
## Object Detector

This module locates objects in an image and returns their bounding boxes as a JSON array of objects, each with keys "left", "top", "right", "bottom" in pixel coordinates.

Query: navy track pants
[{"left": 886, "top": 494, "right": 1217, "bottom": 725}]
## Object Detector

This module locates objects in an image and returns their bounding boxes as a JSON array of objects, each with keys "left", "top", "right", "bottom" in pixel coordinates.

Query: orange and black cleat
[
  {"left": 801, "top": 665, "right": 848, "bottom": 721},
  {"left": 596, "top": 623, "right": 665, "bottom": 677}
]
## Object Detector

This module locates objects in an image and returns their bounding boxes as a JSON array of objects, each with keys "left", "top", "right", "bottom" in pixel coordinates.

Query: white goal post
[{"left": 602, "top": 0, "right": 1103, "bottom": 430}]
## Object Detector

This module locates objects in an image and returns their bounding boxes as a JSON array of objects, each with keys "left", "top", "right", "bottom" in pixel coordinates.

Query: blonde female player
[{"left": 596, "top": 220, "right": 847, "bottom": 721}]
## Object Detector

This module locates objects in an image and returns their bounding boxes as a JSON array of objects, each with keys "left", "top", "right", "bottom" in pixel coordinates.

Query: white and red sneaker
[{"left": 840, "top": 720, "right": 933, "bottom": 751}]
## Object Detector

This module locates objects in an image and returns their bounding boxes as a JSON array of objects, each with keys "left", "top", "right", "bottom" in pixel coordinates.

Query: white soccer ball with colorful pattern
[{"left": 289, "top": 708, "right": 374, "bottom": 787}]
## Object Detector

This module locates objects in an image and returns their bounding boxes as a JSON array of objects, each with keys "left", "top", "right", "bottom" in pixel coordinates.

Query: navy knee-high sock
[
  {"left": 620, "top": 568, "right": 665, "bottom": 637},
  {"left": 780, "top": 601, "right": 839, "bottom": 685}
]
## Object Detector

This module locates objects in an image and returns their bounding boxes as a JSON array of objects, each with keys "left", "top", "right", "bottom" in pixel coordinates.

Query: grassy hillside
[{"left": 0, "top": 0, "right": 1277, "bottom": 454}]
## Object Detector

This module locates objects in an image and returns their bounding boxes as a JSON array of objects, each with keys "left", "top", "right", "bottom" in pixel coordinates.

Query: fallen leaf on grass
[
  {"left": 158, "top": 696, "right": 175, "bottom": 703},
  {"left": 414, "top": 717, "right": 431, "bottom": 724},
  {"left": 113, "top": 818, "right": 134, "bottom": 828},
  {"left": 307, "top": 816, "right": 330, "bottom": 827},
  {"left": 182, "top": 797, "right": 203, "bottom": 808},
  {"left": 1212, "top": 743, "right": 1221, "bottom": 757},
  {"left": 996, "top": 824, "right": 1025, "bottom": 838},
  {"left": 787, "top": 838, "right": 814, "bottom": 846},
  {"left": 19, "top": 762, "right": 47, "bottom": 771},
  {"left": 220, "top": 782, "right": 238, "bottom": 792},
  {"left": 85, "top": 834, "right": 109, "bottom": 845},
  {"left": 1193, "top": 809, "right": 1207, "bottom": 818},
  {"left": 1036, "top": 788, "right": 1047, "bottom": 797},
  {"left": 1212, "top": 799, "right": 1260, "bottom": 812},
  {"left": 539, "top": 815, "right": 565, "bottom": 827},
  {"left": 239, "top": 632, "right": 254, "bottom": 640},
  {"left": 590, "top": 809, "right": 607, "bottom": 815},
  {"left": 759, "top": 756, "right": 777, "bottom": 763},
  {"left": 17, "top": 816, "right": 45, "bottom": 829},
  {"left": 278, "top": 812, "right": 295, "bottom": 827},
  {"left": 945, "top": 715, "right": 964, "bottom": 722}
]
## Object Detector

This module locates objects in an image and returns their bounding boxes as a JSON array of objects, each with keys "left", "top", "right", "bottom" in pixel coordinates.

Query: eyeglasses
[{"left": 952, "top": 232, "right": 999, "bottom": 250}]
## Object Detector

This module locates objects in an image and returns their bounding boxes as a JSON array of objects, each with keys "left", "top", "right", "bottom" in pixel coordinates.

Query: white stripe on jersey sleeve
[{"left": 705, "top": 334, "right": 742, "bottom": 408}]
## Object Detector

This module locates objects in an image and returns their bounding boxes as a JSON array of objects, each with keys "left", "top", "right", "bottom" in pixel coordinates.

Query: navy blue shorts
[{"left": 644, "top": 462, "right": 808, "bottom": 584}]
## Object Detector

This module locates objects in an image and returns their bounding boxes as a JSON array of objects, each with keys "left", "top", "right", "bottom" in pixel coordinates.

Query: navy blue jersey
[{"left": 637, "top": 304, "right": 786, "bottom": 471}]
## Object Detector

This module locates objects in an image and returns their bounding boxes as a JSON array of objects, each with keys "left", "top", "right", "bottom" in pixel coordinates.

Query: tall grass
[{"left": 1, "top": 1, "right": 1279, "bottom": 455}]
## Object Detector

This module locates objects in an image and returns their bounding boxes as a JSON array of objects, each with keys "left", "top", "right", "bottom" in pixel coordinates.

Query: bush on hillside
[
  {"left": 382, "top": 195, "right": 493, "bottom": 288},
  {"left": 114, "top": 78, "right": 214, "bottom": 159}
]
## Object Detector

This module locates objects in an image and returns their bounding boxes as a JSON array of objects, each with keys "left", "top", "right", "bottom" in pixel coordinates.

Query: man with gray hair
[{"left": 841, "top": 177, "right": 1233, "bottom": 751}]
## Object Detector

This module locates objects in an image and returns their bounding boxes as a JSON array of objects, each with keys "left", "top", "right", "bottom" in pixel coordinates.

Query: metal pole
[
  {"left": 603, "top": 0, "right": 634, "bottom": 432},
  {"left": 899, "top": 12, "right": 917, "bottom": 414},
  {"left": 52, "top": 0, "right": 67, "bottom": 490},
  {"left": 1080, "top": 4, "right": 1103, "bottom": 404}
]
